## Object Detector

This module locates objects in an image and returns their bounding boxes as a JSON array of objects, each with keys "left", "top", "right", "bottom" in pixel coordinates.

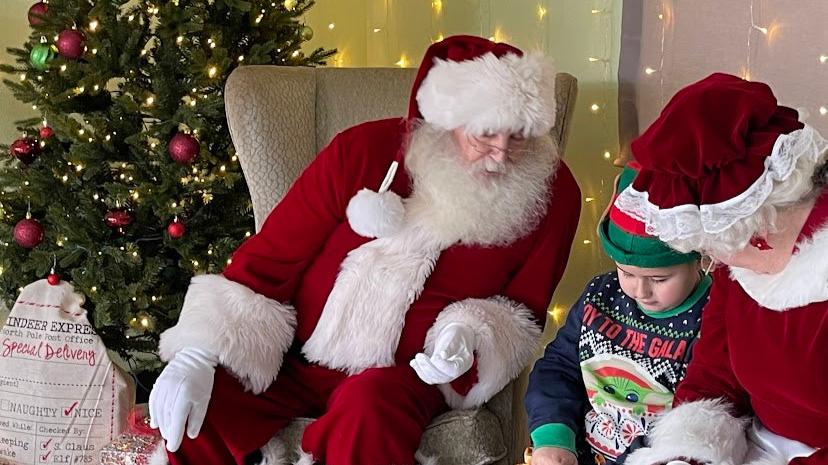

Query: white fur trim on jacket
[
  {"left": 302, "top": 223, "right": 445, "bottom": 374},
  {"left": 257, "top": 437, "right": 287, "bottom": 465},
  {"left": 159, "top": 274, "right": 296, "bottom": 394},
  {"left": 424, "top": 296, "right": 542, "bottom": 409},
  {"left": 416, "top": 52, "right": 556, "bottom": 137},
  {"left": 730, "top": 222, "right": 828, "bottom": 310},
  {"left": 294, "top": 448, "right": 315, "bottom": 465},
  {"left": 625, "top": 399, "right": 749, "bottom": 465}
]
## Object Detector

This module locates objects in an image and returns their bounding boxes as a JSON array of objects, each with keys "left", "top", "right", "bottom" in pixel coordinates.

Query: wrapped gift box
[{"left": 100, "top": 432, "right": 165, "bottom": 465}]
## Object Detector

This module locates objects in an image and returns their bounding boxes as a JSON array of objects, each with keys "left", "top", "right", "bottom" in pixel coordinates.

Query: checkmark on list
[
  {"left": 41, "top": 450, "right": 52, "bottom": 462},
  {"left": 41, "top": 438, "right": 52, "bottom": 449},
  {"left": 63, "top": 401, "right": 79, "bottom": 416}
]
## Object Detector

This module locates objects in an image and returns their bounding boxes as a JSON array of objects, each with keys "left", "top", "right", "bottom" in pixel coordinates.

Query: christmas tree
[{"left": 0, "top": 0, "right": 334, "bottom": 373}]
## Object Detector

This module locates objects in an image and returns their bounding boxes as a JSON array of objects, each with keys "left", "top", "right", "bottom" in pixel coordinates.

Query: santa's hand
[
  {"left": 149, "top": 347, "right": 218, "bottom": 452},
  {"left": 410, "top": 323, "right": 476, "bottom": 384}
]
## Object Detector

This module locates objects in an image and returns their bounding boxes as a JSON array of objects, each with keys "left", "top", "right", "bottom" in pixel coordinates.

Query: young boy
[{"left": 524, "top": 165, "right": 710, "bottom": 465}]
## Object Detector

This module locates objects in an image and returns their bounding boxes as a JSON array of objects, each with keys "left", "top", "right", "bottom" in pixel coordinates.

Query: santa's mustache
[{"left": 481, "top": 157, "right": 506, "bottom": 174}]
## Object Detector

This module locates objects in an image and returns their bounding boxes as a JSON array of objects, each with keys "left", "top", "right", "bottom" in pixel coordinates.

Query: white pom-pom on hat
[{"left": 346, "top": 161, "right": 405, "bottom": 238}]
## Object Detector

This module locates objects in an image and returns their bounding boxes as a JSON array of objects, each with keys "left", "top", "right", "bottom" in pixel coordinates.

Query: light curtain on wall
[
  {"left": 303, "top": 0, "right": 624, "bottom": 326},
  {"left": 620, "top": 0, "right": 828, "bottom": 160}
]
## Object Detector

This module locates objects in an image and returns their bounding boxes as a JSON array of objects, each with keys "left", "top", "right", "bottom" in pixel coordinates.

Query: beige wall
[
  {"left": 633, "top": 0, "right": 828, "bottom": 139},
  {"left": 0, "top": 0, "right": 40, "bottom": 143}
]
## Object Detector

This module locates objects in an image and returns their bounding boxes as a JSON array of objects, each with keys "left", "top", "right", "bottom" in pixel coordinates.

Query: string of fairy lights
[{"left": 643, "top": 0, "right": 827, "bottom": 119}]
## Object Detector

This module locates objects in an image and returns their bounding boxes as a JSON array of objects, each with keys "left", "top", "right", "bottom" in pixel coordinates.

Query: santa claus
[
  {"left": 148, "top": 35, "right": 581, "bottom": 465},
  {"left": 617, "top": 73, "right": 828, "bottom": 465}
]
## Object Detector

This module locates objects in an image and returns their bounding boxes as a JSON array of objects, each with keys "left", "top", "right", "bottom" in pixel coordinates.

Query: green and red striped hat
[{"left": 599, "top": 162, "right": 699, "bottom": 268}]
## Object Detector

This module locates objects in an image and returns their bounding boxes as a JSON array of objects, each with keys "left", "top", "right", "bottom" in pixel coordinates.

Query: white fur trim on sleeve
[
  {"left": 159, "top": 274, "right": 296, "bottom": 394},
  {"left": 425, "top": 296, "right": 542, "bottom": 409},
  {"left": 625, "top": 399, "right": 749, "bottom": 465},
  {"left": 416, "top": 52, "right": 556, "bottom": 137}
]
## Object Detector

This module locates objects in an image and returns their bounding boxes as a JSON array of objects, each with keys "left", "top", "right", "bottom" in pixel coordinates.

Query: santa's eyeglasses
[{"left": 466, "top": 132, "right": 530, "bottom": 157}]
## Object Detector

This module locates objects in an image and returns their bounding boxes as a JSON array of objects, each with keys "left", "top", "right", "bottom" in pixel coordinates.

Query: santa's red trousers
[{"left": 167, "top": 354, "right": 447, "bottom": 465}]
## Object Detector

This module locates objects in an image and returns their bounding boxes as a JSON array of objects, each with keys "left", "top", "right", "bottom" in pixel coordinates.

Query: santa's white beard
[{"left": 404, "top": 123, "right": 559, "bottom": 246}]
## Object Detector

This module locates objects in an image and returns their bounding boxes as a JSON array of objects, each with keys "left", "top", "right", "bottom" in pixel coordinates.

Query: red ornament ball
[
  {"left": 168, "top": 133, "right": 200, "bottom": 165},
  {"left": 14, "top": 218, "right": 44, "bottom": 248},
  {"left": 47, "top": 273, "right": 60, "bottom": 285},
  {"left": 39, "top": 126, "right": 54, "bottom": 139},
  {"left": 167, "top": 220, "right": 186, "bottom": 239},
  {"left": 104, "top": 208, "right": 135, "bottom": 228},
  {"left": 10, "top": 137, "right": 40, "bottom": 165},
  {"left": 56, "top": 29, "right": 85, "bottom": 60},
  {"left": 27, "top": 2, "right": 48, "bottom": 26}
]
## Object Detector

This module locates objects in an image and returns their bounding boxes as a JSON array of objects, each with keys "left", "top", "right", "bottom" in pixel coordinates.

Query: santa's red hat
[
  {"left": 615, "top": 73, "right": 828, "bottom": 243},
  {"left": 411, "top": 35, "right": 557, "bottom": 137},
  {"left": 347, "top": 35, "right": 557, "bottom": 239}
]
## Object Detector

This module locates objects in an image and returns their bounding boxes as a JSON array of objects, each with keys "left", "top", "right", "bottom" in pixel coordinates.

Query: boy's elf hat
[{"left": 599, "top": 162, "right": 700, "bottom": 267}]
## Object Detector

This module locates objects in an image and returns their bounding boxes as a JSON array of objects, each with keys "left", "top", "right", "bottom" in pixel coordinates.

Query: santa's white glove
[
  {"left": 410, "top": 323, "right": 476, "bottom": 384},
  {"left": 149, "top": 347, "right": 218, "bottom": 452}
]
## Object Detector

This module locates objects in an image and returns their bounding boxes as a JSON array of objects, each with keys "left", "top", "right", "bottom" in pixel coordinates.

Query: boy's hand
[{"left": 530, "top": 447, "right": 577, "bottom": 465}]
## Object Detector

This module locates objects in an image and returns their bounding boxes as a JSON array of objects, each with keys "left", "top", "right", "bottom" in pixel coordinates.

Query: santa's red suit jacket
[{"left": 159, "top": 117, "right": 581, "bottom": 409}]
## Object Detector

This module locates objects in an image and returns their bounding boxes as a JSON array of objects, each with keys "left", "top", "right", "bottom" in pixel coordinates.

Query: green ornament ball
[
  {"left": 29, "top": 43, "right": 54, "bottom": 70},
  {"left": 300, "top": 25, "right": 313, "bottom": 41}
]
